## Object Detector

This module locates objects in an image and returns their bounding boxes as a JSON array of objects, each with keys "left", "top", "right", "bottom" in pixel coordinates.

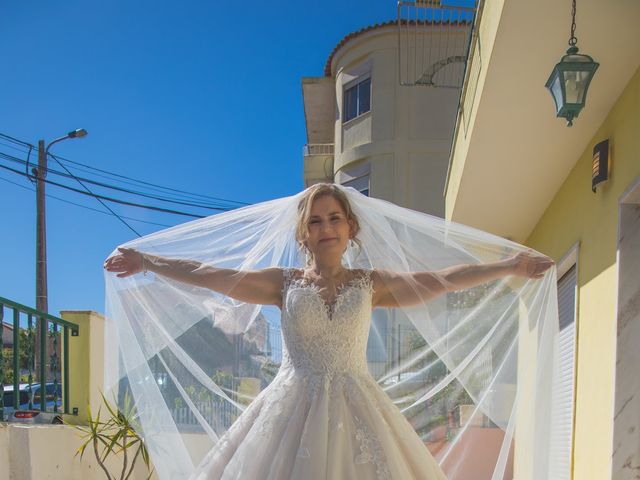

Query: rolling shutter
[{"left": 548, "top": 264, "right": 577, "bottom": 479}]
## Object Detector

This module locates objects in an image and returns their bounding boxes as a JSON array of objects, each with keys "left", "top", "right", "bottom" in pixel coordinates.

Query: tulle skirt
[{"left": 190, "top": 367, "right": 448, "bottom": 480}]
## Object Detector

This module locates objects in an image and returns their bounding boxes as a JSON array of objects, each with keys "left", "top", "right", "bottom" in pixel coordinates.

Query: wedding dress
[
  {"left": 191, "top": 268, "right": 448, "bottom": 480},
  {"left": 105, "top": 185, "right": 561, "bottom": 480}
]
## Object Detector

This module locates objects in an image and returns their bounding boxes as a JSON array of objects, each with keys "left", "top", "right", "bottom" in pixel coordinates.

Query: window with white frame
[{"left": 343, "top": 77, "right": 371, "bottom": 123}]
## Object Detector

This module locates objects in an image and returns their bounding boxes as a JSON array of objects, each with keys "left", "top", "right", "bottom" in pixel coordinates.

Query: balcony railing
[
  {"left": 303, "top": 143, "right": 335, "bottom": 156},
  {"left": 0, "top": 296, "right": 79, "bottom": 420}
]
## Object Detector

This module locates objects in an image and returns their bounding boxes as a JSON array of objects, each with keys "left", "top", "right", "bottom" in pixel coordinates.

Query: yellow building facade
[
  {"left": 526, "top": 69, "right": 640, "bottom": 480},
  {"left": 445, "top": 0, "right": 640, "bottom": 478}
]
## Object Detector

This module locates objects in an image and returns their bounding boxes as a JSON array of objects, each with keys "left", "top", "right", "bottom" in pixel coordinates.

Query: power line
[
  {"left": 0, "top": 132, "right": 32, "bottom": 148},
  {"left": 0, "top": 132, "right": 250, "bottom": 207},
  {"left": 45, "top": 153, "right": 226, "bottom": 210},
  {"left": 0, "top": 146, "right": 236, "bottom": 211},
  {"left": 0, "top": 175, "right": 172, "bottom": 228},
  {"left": 55, "top": 154, "right": 249, "bottom": 207},
  {"left": 48, "top": 158, "right": 234, "bottom": 206},
  {"left": 0, "top": 149, "right": 234, "bottom": 212},
  {"left": 1, "top": 142, "right": 144, "bottom": 236},
  {"left": 48, "top": 153, "right": 142, "bottom": 237},
  {"left": 0, "top": 162, "right": 206, "bottom": 218}
]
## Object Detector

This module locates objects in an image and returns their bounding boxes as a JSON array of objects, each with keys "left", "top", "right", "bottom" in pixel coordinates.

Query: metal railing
[
  {"left": 0, "top": 296, "right": 79, "bottom": 420},
  {"left": 303, "top": 143, "right": 335, "bottom": 156},
  {"left": 397, "top": 1, "right": 477, "bottom": 88}
]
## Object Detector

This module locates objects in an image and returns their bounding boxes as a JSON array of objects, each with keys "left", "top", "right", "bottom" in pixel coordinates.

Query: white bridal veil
[{"left": 104, "top": 185, "right": 560, "bottom": 480}]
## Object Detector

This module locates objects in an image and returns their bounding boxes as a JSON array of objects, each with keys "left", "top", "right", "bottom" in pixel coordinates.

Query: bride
[{"left": 104, "top": 183, "right": 555, "bottom": 480}]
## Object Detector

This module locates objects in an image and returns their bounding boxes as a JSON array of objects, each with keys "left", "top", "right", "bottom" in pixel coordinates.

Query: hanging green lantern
[{"left": 545, "top": 0, "right": 599, "bottom": 127}]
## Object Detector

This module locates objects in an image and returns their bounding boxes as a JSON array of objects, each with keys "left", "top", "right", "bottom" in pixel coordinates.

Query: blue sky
[{"left": 0, "top": 0, "right": 397, "bottom": 316}]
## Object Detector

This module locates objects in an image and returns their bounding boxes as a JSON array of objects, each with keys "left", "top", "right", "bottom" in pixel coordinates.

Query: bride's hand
[
  {"left": 509, "top": 250, "right": 555, "bottom": 279},
  {"left": 104, "top": 247, "right": 144, "bottom": 278}
]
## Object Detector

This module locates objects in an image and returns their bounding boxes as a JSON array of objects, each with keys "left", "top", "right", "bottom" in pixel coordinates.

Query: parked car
[
  {"left": 8, "top": 409, "right": 63, "bottom": 424},
  {"left": 2, "top": 383, "right": 63, "bottom": 423}
]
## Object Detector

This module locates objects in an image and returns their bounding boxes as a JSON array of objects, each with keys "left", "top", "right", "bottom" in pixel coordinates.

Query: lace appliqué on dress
[
  {"left": 281, "top": 268, "right": 374, "bottom": 376},
  {"left": 255, "top": 374, "right": 296, "bottom": 436},
  {"left": 283, "top": 268, "right": 374, "bottom": 321},
  {"left": 354, "top": 415, "right": 392, "bottom": 480},
  {"left": 278, "top": 267, "right": 393, "bottom": 478}
]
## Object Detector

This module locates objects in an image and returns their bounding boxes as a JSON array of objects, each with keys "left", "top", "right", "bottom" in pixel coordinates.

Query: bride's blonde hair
[{"left": 295, "top": 183, "right": 362, "bottom": 260}]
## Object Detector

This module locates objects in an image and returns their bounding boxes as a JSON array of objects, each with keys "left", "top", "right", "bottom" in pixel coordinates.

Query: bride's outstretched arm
[
  {"left": 103, "top": 247, "right": 283, "bottom": 306},
  {"left": 373, "top": 250, "right": 554, "bottom": 308}
]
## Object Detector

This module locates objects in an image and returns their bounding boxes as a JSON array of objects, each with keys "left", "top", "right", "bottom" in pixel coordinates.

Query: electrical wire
[
  {"left": 48, "top": 153, "right": 142, "bottom": 237},
  {"left": 0, "top": 175, "right": 172, "bottom": 228},
  {"left": 0, "top": 147, "right": 237, "bottom": 211},
  {"left": 48, "top": 153, "right": 224, "bottom": 211},
  {"left": 0, "top": 150, "right": 236, "bottom": 212},
  {"left": 0, "top": 132, "right": 250, "bottom": 208},
  {"left": 0, "top": 132, "right": 32, "bottom": 148},
  {"left": 0, "top": 162, "right": 205, "bottom": 218},
  {"left": 55, "top": 154, "right": 249, "bottom": 207},
  {"left": 0, "top": 131, "right": 250, "bottom": 235}
]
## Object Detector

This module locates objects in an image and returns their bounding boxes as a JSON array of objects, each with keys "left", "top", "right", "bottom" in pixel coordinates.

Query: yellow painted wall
[
  {"left": 60, "top": 310, "right": 106, "bottom": 426},
  {"left": 525, "top": 67, "right": 640, "bottom": 480}
]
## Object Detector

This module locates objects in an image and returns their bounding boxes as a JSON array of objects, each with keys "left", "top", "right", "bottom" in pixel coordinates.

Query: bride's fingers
[
  {"left": 104, "top": 255, "right": 124, "bottom": 267},
  {"left": 539, "top": 259, "right": 554, "bottom": 270},
  {"left": 118, "top": 247, "right": 137, "bottom": 256},
  {"left": 105, "top": 265, "right": 125, "bottom": 272},
  {"left": 105, "top": 261, "right": 121, "bottom": 270},
  {"left": 105, "top": 262, "right": 133, "bottom": 272}
]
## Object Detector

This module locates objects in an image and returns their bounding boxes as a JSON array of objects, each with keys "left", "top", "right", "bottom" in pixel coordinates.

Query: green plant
[
  {"left": 2, "top": 327, "right": 34, "bottom": 384},
  {"left": 73, "top": 391, "right": 153, "bottom": 480}
]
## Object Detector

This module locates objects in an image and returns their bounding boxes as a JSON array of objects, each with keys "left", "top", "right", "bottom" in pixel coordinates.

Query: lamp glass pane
[
  {"left": 550, "top": 75, "right": 563, "bottom": 112},
  {"left": 563, "top": 70, "right": 590, "bottom": 104}
]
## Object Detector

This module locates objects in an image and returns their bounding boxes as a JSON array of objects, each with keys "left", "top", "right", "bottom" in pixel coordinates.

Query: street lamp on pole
[
  {"left": 34, "top": 128, "right": 88, "bottom": 314},
  {"left": 33, "top": 128, "right": 87, "bottom": 383}
]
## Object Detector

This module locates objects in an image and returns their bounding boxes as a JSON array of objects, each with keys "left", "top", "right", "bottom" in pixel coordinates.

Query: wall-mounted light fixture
[
  {"left": 545, "top": 0, "right": 599, "bottom": 127},
  {"left": 592, "top": 139, "right": 610, "bottom": 192}
]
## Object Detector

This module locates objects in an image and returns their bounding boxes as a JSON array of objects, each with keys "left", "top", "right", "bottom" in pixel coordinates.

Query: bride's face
[{"left": 305, "top": 194, "right": 353, "bottom": 260}]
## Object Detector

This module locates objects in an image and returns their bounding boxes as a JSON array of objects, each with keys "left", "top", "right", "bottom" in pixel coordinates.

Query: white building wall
[{"left": 330, "top": 26, "right": 463, "bottom": 217}]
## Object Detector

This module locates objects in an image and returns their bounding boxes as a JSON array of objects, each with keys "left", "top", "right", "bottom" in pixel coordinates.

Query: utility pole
[
  {"left": 35, "top": 140, "right": 48, "bottom": 314},
  {"left": 34, "top": 140, "right": 48, "bottom": 382},
  {"left": 33, "top": 129, "right": 87, "bottom": 381}
]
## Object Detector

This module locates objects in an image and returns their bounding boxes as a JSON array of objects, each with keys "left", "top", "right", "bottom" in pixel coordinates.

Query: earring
[{"left": 301, "top": 243, "right": 312, "bottom": 265}]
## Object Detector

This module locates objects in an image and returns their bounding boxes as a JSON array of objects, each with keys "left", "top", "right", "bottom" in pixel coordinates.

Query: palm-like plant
[{"left": 73, "top": 391, "right": 154, "bottom": 480}]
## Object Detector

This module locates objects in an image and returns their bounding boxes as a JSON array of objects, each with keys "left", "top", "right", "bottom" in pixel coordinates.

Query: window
[
  {"left": 343, "top": 174, "right": 369, "bottom": 197},
  {"left": 33, "top": 384, "right": 61, "bottom": 404},
  {"left": 343, "top": 77, "right": 371, "bottom": 123},
  {"left": 3, "top": 391, "right": 28, "bottom": 407},
  {"left": 336, "top": 161, "right": 370, "bottom": 197}
]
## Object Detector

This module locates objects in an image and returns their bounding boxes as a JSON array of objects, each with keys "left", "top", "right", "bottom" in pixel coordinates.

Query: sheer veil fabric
[{"left": 104, "top": 185, "right": 560, "bottom": 479}]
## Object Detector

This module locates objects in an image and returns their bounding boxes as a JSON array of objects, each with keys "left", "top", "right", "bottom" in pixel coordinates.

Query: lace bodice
[
  {"left": 279, "top": 268, "right": 374, "bottom": 377},
  {"left": 193, "top": 267, "right": 448, "bottom": 480}
]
